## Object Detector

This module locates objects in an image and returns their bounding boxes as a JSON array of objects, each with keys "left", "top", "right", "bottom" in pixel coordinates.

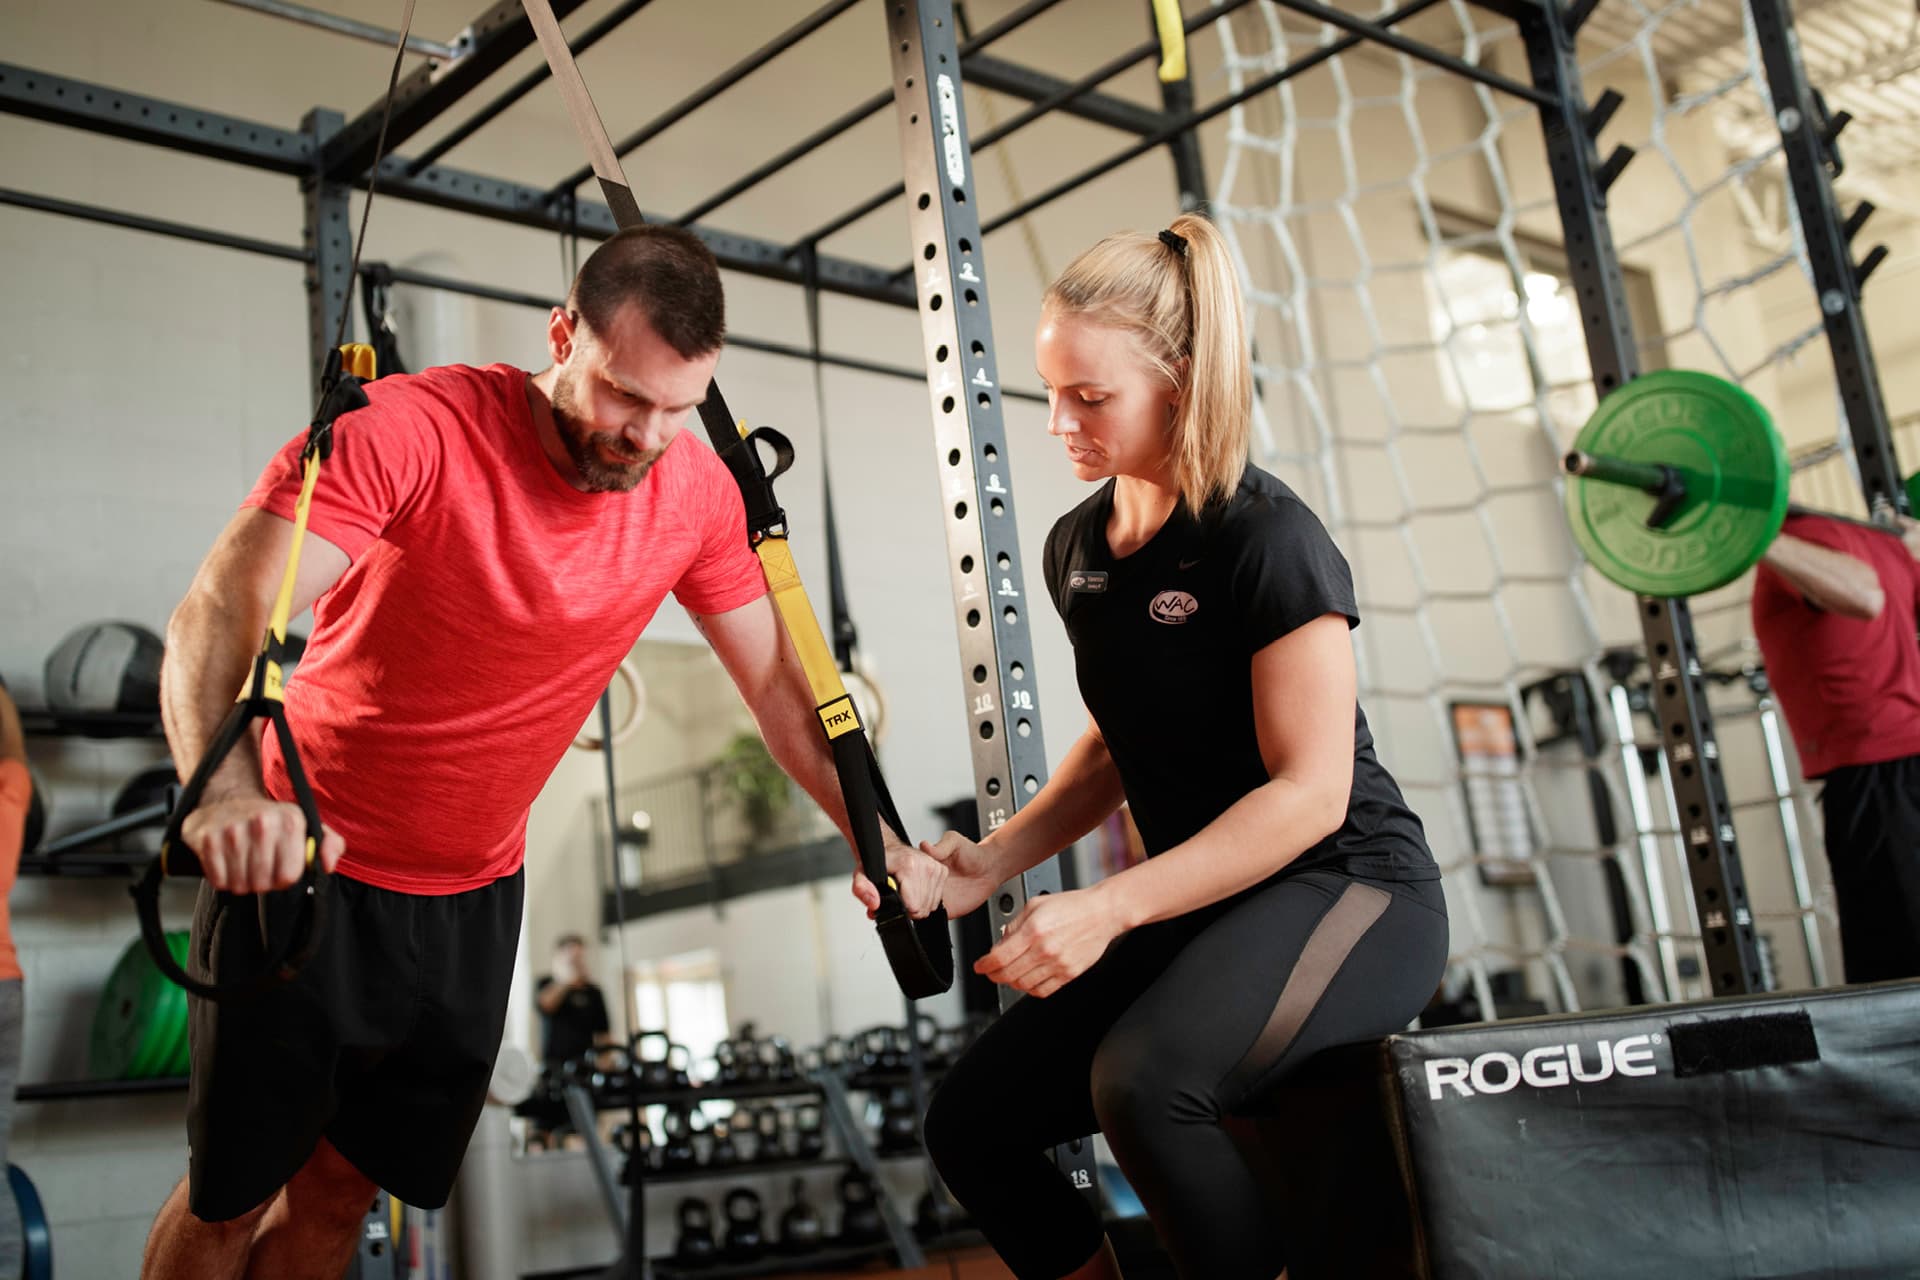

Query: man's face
[
  {"left": 548, "top": 304, "right": 720, "bottom": 493},
  {"left": 556, "top": 941, "right": 587, "bottom": 984}
]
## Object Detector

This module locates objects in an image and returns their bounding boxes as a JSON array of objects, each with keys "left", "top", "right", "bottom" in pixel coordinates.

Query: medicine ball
[{"left": 44, "top": 622, "right": 164, "bottom": 717}]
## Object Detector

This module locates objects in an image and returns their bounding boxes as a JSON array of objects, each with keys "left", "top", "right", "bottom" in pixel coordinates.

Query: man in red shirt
[
  {"left": 142, "top": 226, "right": 946, "bottom": 1280},
  {"left": 1750, "top": 508, "right": 1920, "bottom": 984}
]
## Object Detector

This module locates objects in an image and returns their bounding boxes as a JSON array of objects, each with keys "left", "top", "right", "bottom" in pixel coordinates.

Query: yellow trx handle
[{"left": 1152, "top": 0, "right": 1187, "bottom": 84}]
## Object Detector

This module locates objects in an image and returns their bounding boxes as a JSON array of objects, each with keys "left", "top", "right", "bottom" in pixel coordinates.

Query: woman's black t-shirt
[{"left": 1042, "top": 465, "right": 1437, "bottom": 882}]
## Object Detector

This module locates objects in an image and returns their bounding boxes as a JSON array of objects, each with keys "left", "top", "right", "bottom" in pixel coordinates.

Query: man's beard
[{"left": 552, "top": 377, "right": 666, "bottom": 492}]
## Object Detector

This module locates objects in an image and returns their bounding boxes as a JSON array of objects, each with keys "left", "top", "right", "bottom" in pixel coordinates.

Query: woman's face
[{"left": 1035, "top": 308, "right": 1179, "bottom": 486}]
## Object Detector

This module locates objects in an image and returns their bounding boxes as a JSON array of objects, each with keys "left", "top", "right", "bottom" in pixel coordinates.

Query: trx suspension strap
[
  {"left": 135, "top": 2, "right": 417, "bottom": 1002},
  {"left": 519, "top": 0, "right": 952, "bottom": 1000}
]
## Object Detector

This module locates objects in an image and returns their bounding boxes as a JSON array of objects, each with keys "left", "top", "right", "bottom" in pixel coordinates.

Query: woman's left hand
[{"left": 975, "top": 887, "right": 1128, "bottom": 998}]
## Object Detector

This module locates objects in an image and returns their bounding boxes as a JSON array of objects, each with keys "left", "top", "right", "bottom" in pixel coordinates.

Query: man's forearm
[
  {"left": 1762, "top": 535, "right": 1884, "bottom": 619},
  {"left": 161, "top": 589, "right": 271, "bottom": 800},
  {"left": 753, "top": 686, "right": 860, "bottom": 849}
]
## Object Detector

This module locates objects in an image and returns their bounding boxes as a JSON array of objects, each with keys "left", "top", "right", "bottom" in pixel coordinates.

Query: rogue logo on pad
[
  {"left": 1149, "top": 590, "right": 1198, "bottom": 624},
  {"left": 1068, "top": 570, "right": 1108, "bottom": 593},
  {"left": 1423, "top": 1034, "right": 1662, "bottom": 1100}
]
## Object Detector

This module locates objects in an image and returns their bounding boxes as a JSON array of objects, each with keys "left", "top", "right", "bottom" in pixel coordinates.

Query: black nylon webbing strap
[
  {"left": 136, "top": 349, "right": 374, "bottom": 1002},
  {"left": 520, "top": 0, "right": 951, "bottom": 1001}
]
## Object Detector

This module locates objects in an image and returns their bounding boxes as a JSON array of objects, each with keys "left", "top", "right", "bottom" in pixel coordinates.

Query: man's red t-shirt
[
  {"left": 244, "top": 363, "right": 765, "bottom": 894},
  {"left": 1751, "top": 513, "right": 1920, "bottom": 778}
]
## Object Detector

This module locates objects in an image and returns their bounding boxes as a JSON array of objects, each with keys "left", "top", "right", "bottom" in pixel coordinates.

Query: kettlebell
[
  {"left": 878, "top": 1085, "right": 920, "bottom": 1154},
  {"left": 674, "top": 1197, "right": 718, "bottom": 1268},
  {"left": 713, "top": 1038, "right": 742, "bottom": 1086},
  {"left": 820, "top": 1034, "right": 848, "bottom": 1073},
  {"left": 768, "top": 1035, "right": 799, "bottom": 1082},
  {"left": 631, "top": 1030, "right": 674, "bottom": 1092},
  {"left": 916, "top": 1186, "right": 962, "bottom": 1241},
  {"left": 722, "top": 1187, "right": 765, "bottom": 1261},
  {"left": 708, "top": 1118, "right": 740, "bottom": 1168},
  {"left": 794, "top": 1102, "right": 826, "bottom": 1159},
  {"left": 611, "top": 1120, "right": 655, "bottom": 1184},
  {"left": 589, "top": 1045, "right": 633, "bottom": 1103},
  {"left": 857, "top": 1027, "right": 891, "bottom": 1077},
  {"left": 752, "top": 1104, "right": 785, "bottom": 1161},
  {"left": 668, "top": 1040, "right": 693, "bottom": 1089},
  {"left": 661, "top": 1104, "right": 698, "bottom": 1172},
  {"left": 559, "top": 1050, "right": 595, "bottom": 1094},
  {"left": 910, "top": 1011, "right": 943, "bottom": 1069},
  {"left": 736, "top": 1033, "right": 769, "bottom": 1084},
  {"left": 837, "top": 1168, "right": 885, "bottom": 1244},
  {"left": 778, "top": 1176, "right": 825, "bottom": 1253}
]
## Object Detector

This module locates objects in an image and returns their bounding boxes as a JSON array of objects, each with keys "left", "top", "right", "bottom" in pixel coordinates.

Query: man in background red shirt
[
  {"left": 1751, "top": 508, "right": 1920, "bottom": 985},
  {"left": 142, "top": 225, "right": 948, "bottom": 1280}
]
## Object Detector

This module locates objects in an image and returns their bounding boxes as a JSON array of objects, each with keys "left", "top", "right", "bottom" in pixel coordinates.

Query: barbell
[{"left": 1561, "top": 369, "right": 1910, "bottom": 597}]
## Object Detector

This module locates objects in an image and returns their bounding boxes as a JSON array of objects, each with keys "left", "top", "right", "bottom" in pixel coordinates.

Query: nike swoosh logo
[{"left": 1178, "top": 558, "right": 1202, "bottom": 570}]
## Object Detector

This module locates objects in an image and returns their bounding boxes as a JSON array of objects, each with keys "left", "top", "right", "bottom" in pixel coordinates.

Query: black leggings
[{"left": 923, "top": 867, "right": 1448, "bottom": 1280}]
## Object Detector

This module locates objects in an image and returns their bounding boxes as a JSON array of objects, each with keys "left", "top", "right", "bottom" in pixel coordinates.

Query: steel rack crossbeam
[
  {"left": 407, "top": 0, "right": 660, "bottom": 174},
  {"left": 0, "top": 186, "right": 312, "bottom": 261},
  {"left": 210, "top": 0, "right": 461, "bottom": 60},
  {"left": 321, "top": 0, "right": 591, "bottom": 182},
  {"left": 545, "top": 0, "right": 866, "bottom": 201},
  {"left": 961, "top": 53, "right": 1172, "bottom": 135},
  {"left": 362, "top": 260, "right": 1045, "bottom": 399},
  {"left": 674, "top": 0, "right": 1073, "bottom": 226},
  {"left": 1268, "top": 0, "right": 1553, "bottom": 105},
  {"left": 972, "top": 0, "right": 1447, "bottom": 240},
  {"left": 369, "top": 154, "right": 916, "bottom": 306},
  {"left": 0, "top": 62, "right": 315, "bottom": 173},
  {"left": 799, "top": 0, "right": 1261, "bottom": 252}
]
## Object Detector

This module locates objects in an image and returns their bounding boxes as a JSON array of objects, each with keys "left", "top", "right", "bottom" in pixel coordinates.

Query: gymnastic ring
[{"left": 573, "top": 659, "right": 645, "bottom": 751}]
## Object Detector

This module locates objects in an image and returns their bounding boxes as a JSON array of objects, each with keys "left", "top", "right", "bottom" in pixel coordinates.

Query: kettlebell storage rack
[
  {"left": 18, "top": 708, "right": 176, "bottom": 875},
  {"left": 555, "top": 1068, "right": 939, "bottom": 1276}
]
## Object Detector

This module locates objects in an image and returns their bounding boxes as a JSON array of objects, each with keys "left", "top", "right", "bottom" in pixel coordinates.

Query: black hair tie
[{"left": 1158, "top": 228, "right": 1188, "bottom": 256}]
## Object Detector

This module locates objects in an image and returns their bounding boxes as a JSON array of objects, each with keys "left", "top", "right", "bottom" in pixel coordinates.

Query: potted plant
[{"left": 714, "top": 731, "right": 790, "bottom": 844}]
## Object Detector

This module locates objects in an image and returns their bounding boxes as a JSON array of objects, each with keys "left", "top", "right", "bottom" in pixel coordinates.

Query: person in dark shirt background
[{"left": 530, "top": 934, "right": 614, "bottom": 1147}]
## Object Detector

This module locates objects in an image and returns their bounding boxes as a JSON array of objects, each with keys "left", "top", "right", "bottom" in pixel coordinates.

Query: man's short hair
[
  {"left": 570, "top": 225, "right": 725, "bottom": 358},
  {"left": 555, "top": 933, "right": 586, "bottom": 951}
]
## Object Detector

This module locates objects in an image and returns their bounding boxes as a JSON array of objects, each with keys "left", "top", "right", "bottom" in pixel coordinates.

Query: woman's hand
[
  {"left": 975, "top": 887, "right": 1129, "bottom": 998},
  {"left": 918, "top": 830, "right": 1004, "bottom": 919}
]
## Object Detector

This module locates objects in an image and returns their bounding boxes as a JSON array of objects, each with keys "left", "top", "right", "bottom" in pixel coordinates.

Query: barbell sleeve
[{"left": 1563, "top": 450, "right": 1676, "bottom": 495}]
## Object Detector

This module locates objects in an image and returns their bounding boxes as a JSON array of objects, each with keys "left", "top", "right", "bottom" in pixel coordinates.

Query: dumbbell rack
[{"left": 557, "top": 1068, "right": 938, "bottom": 1278}]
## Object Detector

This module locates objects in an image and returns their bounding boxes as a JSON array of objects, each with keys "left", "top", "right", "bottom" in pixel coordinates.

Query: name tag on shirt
[{"left": 1068, "top": 570, "right": 1108, "bottom": 593}]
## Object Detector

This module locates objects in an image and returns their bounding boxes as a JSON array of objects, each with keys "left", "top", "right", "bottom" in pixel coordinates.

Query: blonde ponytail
[{"left": 1042, "top": 213, "right": 1252, "bottom": 516}]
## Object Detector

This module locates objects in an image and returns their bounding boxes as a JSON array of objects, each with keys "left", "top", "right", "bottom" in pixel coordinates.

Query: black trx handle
[
  {"left": 133, "top": 348, "right": 373, "bottom": 1002},
  {"left": 132, "top": 682, "right": 328, "bottom": 1003},
  {"left": 834, "top": 731, "right": 954, "bottom": 1000}
]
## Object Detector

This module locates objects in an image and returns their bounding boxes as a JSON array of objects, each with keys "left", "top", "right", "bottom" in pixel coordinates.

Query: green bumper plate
[{"left": 1566, "top": 369, "right": 1790, "bottom": 597}]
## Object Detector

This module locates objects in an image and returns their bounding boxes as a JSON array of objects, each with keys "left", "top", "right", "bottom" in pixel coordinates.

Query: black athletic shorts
[
  {"left": 185, "top": 869, "right": 524, "bottom": 1222},
  {"left": 1821, "top": 753, "right": 1920, "bottom": 983}
]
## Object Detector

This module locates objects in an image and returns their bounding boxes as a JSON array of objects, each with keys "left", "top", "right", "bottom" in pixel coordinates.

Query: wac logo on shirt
[{"left": 1149, "top": 590, "right": 1198, "bottom": 625}]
